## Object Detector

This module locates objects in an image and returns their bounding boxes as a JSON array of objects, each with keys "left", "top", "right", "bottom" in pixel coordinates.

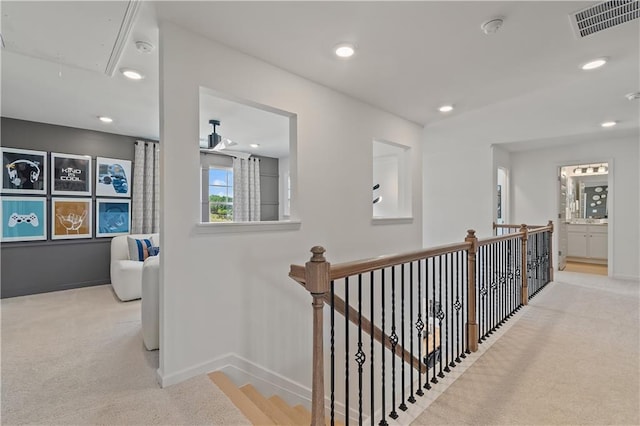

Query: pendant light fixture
[{"left": 208, "top": 120, "right": 221, "bottom": 149}]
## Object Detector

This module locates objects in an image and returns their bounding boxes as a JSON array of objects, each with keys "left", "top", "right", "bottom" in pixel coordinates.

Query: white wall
[
  {"left": 510, "top": 136, "right": 639, "bottom": 280},
  {"left": 159, "top": 23, "right": 423, "bottom": 386}
]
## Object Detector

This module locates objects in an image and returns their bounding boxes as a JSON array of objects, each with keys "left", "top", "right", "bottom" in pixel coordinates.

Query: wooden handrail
[
  {"left": 477, "top": 231, "right": 524, "bottom": 247},
  {"left": 290, "top": 241, "right": 471, "bottom": 284},
  {"left": 527, "top": 224, "right": 552, "bottom": 235},
  {"left": 292, "top": 221, "right": 553, "bottom": 425}
]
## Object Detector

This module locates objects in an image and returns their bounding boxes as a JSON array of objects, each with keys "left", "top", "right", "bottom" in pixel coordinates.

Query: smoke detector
[
  {"left": 135, "top": 40, "right": 155, "bottom": 53},
  {"left": 481, "top": 18, "right": 504, "bottom": 34},
  {"left": 625, "top": 92, "right": 640, "bottom": 101}
]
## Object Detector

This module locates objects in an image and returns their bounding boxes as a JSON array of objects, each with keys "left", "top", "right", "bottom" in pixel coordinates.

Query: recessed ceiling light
[
  {"left": 120, "top": 68, "right": 144, "bottom": 80},
  {"left": 581, "top": 58, "right": 607, "bottom": 70},
  {"left": 250, "top": 143, "right": 260, "bottom": 148},
  {"left": 601, "top": 121, "right": 617, "bottom": 127},
  {"left": 439, "top": 105, "right": 454, "bottom": 113},
  {"left": 98, "top": 116, "right": 113, "bottom": 123},
  {"left": 334, "top": 43, "right": 355, "bottom": 58}
]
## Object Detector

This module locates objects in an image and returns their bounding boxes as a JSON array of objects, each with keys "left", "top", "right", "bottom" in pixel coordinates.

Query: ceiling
[{"left": 1, "top": 1, "right": 639, "bottom": 156}]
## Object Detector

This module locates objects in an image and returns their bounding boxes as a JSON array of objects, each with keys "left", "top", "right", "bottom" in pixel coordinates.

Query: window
[{"left": 208, "top": 167, "right": 233, "bottom": 222}]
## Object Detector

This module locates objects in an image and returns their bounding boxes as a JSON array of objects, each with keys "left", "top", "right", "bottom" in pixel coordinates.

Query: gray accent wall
[{"left": 1, "top": 117, "right": 140, "bottom": 298}]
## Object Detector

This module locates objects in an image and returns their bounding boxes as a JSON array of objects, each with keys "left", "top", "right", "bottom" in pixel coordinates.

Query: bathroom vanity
[{"left": 567, "top": 222, "right": 608, "bottom": 263}]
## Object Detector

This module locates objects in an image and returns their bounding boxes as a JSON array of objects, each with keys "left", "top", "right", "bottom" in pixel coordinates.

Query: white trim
[
  {"left": 612, "top": 274, "right": 640, "bottom": 281},
  {"left": 104, "top": 0, "right": 142, "bottom": 76},
  {"left": 372, "top": 217, "right": 413, "bottom": 225},
  {"left": 157, "top": 352, "right": 235, "bottom": 388},
  {"left": 195, "top": 220, "right": 301, "bottom": 234}
]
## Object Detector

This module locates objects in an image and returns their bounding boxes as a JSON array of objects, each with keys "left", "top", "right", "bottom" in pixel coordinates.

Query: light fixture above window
[
  {"left": 120, "top": 68, "right": 144, "bottom": 80},
  {"left": 574, "top": 167, "right": 583, "bottom": 174},
  {"left": 439, "top": 105, "right": 454, "bottom": 113},
  {"left": 581, "top": 58, "right": 607, "bottom": 70},
  {"left": 601, "top": 121, "right": 617, "bottom": 128},
  {"left": 334, "top": 43, "right": 355, "bottom": 58},
  {"left": 98, "top": 116, "right": 113, "bottom": 123},
  {"left": 598, "top": 165, "right": 607, "bottom": 173}
]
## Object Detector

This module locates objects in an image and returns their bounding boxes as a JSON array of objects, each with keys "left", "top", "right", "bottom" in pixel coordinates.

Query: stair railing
[{"left": 290, "top": 221, "right": 553, "bottom": 426}]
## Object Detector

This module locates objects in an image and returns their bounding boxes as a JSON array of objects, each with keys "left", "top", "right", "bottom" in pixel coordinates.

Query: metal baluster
[
  {"left": 380, "top": 269, "right": 387, "bottom": 426},
  {"left": 437, "top": 255, "right": 445, "bottom": 379},
  {"left": 389, "top": 266, "right": 399, "bottom": 420},
  {"left": 416, "top": 261, "right": 424, "bottom": 396},
  {"left": 345, "top": 277, "right": 350, "bottom": 426},
  {"left": 331, "top": 281, "right": 335, "bottom": 426},
  {"left": 399, "top": 264, "right": 407, "bottom": 412},
  {"left": 444, "top": 253, "right": 450, "bottom": 373},
  {"left": 357, "top": 275, "right": 364, "bottom": 425},
  {"left": 449, "top": 252, "right": 456, "bottom": 369},
  {"left": 408, "top": 263, "right": 415, "bottom": 404},
  {"left": 487, "top": 244, "right": 498, "bottom": 335},
  {"left": 370, "top": 270, "right": 375, "bottom": 424},
  {"left": 431, "top": 257, "right": 438, "bottom": 384},
  {"left": 423, "top": 258, "right": 431, "bottom": 390},
  {"left": 455, "top": 251, "right": 461, "bottom": 363},
  {"left": 463, "top": 250, "right": 470, "bottom": 356},
  {"left": 479, "top": 246, "right": 485, "bottom": 341}
]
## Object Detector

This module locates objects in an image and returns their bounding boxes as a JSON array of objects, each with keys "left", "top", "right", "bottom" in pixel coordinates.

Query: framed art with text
[
  {"left": 1, "top": 147, "right": 47, "bottom": 194},
  {"left": 95, "top": 157, "right": 131, "bottom": 197},
  {"left": 1, "top": 197, "right": 47, "bottom": 242},
  {"left": 51, "top": 152, "right": 92, "bottom": 196},
  {"left": 96, "top": 198, "right": 131, "bottom": 237},
  {"left": 51, "top": 197, "right": 92, "bottom": 240}
]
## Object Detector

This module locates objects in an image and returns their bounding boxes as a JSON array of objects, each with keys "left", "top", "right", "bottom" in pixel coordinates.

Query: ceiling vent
[{"left": 570, "top": 0, "right": 639, "bottom": 38}]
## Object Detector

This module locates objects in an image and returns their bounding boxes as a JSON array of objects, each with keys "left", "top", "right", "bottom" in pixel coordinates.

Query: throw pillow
[{"left": 127, "top": 236, "right": 154, "bottom": 261}]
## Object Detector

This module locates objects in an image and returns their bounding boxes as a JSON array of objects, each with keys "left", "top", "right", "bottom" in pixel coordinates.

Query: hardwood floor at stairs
[
  {"left": 240, "top": 384, "right": 293, "bottom": 425},
  {"left": 208, "top": 372, "right": 274, "bottom": 425},
  {"left": 209, "top": 371, "right": 345, "bottom": 425}
]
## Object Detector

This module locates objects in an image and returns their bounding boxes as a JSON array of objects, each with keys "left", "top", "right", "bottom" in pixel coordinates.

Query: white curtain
[
  {"left": 132, "top": 141, "right": 160, "bottom": 233},
  {"left": 233, "top": 157, "right": 261, "bottom": 221}
]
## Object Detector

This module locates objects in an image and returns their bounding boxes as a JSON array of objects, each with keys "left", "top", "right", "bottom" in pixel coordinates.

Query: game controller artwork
[
  {"left": 96, "top": 157, "right": 131, "bottom": 197},
  {"left": 1, "top": 197, "right": 47, "bottom": 242},
  {"left": 1, "top": 148, "right": 47, "bottom": 194}
]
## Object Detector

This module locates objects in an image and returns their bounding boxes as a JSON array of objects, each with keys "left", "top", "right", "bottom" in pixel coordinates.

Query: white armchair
[{"left": 110, "top": 233, "right": 159, "bottom": 301}]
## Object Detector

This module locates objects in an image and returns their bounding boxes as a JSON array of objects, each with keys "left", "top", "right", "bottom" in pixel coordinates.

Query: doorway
[
  {"left": 558, "top": 163, "right": 609, "bottom": 275},
  {"left": 496, "top": 167, "right": 508, "bottom": 235}
]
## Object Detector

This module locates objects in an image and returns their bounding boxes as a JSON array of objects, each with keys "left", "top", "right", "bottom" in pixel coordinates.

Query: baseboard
[
  {"left": 157, "top": 352, "right": 236, "bottom": 388},
  {"left": 613, "top": 273, "right": 640, "bottom": 281},
  {"left": 156, "top": 352, "right": 358, "bottom": 421}
]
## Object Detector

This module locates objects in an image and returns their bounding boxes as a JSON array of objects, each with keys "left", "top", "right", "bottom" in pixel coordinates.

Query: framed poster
[
  {"left": 1, "top": 197, "right": 47, "bottom": 242},
  {"left": 95, "top": 157, "right": 131, "bottom": 197},
  {"left": 51, "top": 152, "right": 92, "bottom": 196},
  {"left": 1, "top": 147, "right": 47, "bottom": 194},
  {"left": 96, "top": 198, "right": 131, "bottom": 237},
  {"left": 51, "top": 197, "right": 92, "bottom": 240}
]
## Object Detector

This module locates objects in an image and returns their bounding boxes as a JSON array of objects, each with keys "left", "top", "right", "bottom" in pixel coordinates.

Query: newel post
[
  {"left": 305, "top": 246, "right": 330, "bottom": 426},
  {"left": 520, "top": 224, "right": 529, "bottom": 306},
  {"left": 547, "top": 220, "right": 554, "bottom": 282},
  {"left": 465, "top": 230, "right": 479, "bottom": 352}
]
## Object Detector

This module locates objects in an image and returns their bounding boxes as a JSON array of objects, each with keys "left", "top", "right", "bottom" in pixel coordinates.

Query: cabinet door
[
  {"left": 567, "top": 232, "right": 588, "bottom": 257},
  {"left": 589, "top": 233, "right": 608, "bottom": 259}
]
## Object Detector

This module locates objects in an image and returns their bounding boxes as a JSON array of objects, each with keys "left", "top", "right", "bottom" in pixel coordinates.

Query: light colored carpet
[
  {"left": 412, "top": 271, "right": 640, "bottom": 425},
  {"left": 1, "top": 285, "right": 249, "bottom": 425}
]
